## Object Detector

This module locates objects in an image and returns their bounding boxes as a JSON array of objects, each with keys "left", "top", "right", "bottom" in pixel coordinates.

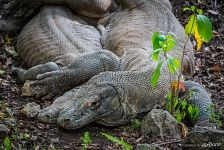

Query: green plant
[
  {"left": 150, "top": 5, "right": 213, "bottom": 123},
  {"left": 80, "top": 132, "right": 92, "bottom": 150},
  {"left": 100, "top": 132, "right": 133, "bottom": 150},
  {"left": 184, "top": 6, "right": 212, "bottom": 50},
  {"left": 3, "top": 136, "right": 11, "bottom": 150},
  {"left": 166, "top": 91, "right": 200, "bottom": 123}
]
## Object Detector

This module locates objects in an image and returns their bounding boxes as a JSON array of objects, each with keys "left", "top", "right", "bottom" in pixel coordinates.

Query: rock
[
  {"left": 21, "top": 102, "right": 41, "bottom": 118},
  {"left": 0, "top": 124, "right": 9, "bottom": 138},
  {"left": 183, "top": 126, "right": 224, "bottom": 149},
  {"left": 136, "top": 144, "right": 162, "bottom": 150},
  {"left": 141, "top": 109, "right": 181, "bottom": 138}
]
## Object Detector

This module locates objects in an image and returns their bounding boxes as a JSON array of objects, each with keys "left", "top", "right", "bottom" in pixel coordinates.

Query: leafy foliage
[
  {"left": 184, "top": 6, "right": 213, "bottom": 50},
  {"left": 150, "top": 32, "right": 180, "bottom": 89},
  {"left": 166, "top": 91, "right": 200, "bottom": 123},
  {"left": 100, "top": 132, "right": 133, "bottom": 150},
  {"left": 150, "top": 60, "right": 163, "bottom": 89},
  {"left": 150, "top": 6, "right": 215, "bottom": 125},
  {"left": 150, "top": 5, "right": 213, "bottom": 125}
]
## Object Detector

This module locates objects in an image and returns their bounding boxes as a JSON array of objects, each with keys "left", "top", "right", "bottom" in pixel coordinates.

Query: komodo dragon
[{"left": 14, "top": 0, "right": 213, "bottom": 129}]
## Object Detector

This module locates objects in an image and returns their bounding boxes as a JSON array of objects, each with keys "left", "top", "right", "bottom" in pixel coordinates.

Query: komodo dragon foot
[{"left": 13, "top": 62, "right": 60, "bottom": 83}]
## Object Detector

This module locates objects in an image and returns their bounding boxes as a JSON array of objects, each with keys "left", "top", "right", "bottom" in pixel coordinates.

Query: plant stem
[
  {"left": 164, "top": 52, "right": 175, "bottom": 115},
  {"left": 177, "top": 14, "right": 196, "bottom": 98}
]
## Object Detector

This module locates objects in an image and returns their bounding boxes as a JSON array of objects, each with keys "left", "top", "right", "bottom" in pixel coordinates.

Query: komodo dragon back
[{"left": 17, "top": 6, "right": 102, "bottom": 67}]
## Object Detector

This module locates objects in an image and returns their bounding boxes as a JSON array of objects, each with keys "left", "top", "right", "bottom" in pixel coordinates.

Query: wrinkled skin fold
[{"left": 15, "top": 0, "right": 214, "bottom": 129}]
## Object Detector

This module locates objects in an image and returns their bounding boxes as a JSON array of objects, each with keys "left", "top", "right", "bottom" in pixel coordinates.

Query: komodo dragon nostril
[{"left": 64, "top": 118, "right": 71, "bottom": 123}]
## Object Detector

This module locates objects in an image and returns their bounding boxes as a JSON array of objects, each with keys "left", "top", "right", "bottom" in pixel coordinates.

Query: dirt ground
[{"left": 0, "top": 0, "right": 223, "bottom": 149}]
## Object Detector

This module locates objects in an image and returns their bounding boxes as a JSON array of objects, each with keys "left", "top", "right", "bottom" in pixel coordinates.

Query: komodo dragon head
[{"left": 56, "top": 75, "right": 122, "bottom": 129}]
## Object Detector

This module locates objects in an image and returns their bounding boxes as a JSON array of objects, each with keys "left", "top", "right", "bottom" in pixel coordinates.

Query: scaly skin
[{"left": 16, "top": 0, "right": 213, "bottom": 129}]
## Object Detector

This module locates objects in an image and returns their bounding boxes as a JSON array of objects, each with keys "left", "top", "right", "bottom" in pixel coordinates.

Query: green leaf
[
  {"left": 167, "top": 55, "right": 180, "bottom": 74},
  {"left": 183, "top": 7, "right": 192, "bottom": 12},
  {"left": 3, "top": 136, "right": 11, "bottom": 150},
  {"left": 183, "top": 6, "right": 196, "bottom": 12},
  {"left": 188, "top": 105, "right": 193, "bottom": 114},
  {"left": 181, "top": 100, "right": 187, "bottom": 110},
  {"left": 151, "top": 48, "right": 162, "bottom": 61},
  {"left": 185, "top": 15, "right": 197, "bottom": 36},
  {"left": 81, "top": 132, "right": 92, "bottom": 150},
  {"left": 174, "top": 98, "right": 179, "bottom": 108},
  {"left": 165, "top": 34, "right": 176, "bottom": 51},
  {"left": 173, "top": 57, "right": 180, "bottom": 69},
  {"left": 166, "top": 93, "right": 172, "bottom": 112},
  {"left": 176, "top": 111, "right": 182, "bottom": 123},
  {"left": 81, "top": 132, "right": 92, "bottom": 145},
  {"left": 151, "top": 32, "right": 166, "bottom": 50},
  {"left": 196, "top": 15, "right": 213, "bottom": 42},
  {"left": 191, "top": 106, "right": 200, "bottom": 120},
  {"left": 166, "top": 92, "right": 172, "bottom": 101},
  {"left": 101, "top": 132, "right": 133, "bottom": 150},
  {"left": 166, "top": 103, "right": 171, "bottom": 113},
  {"left": 150, "top": 60, "right": 163, "bottom": 89}
]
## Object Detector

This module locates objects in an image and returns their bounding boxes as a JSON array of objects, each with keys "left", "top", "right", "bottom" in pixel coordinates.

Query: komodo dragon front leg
[
  {"left": 38, "top": 51, "right": 120, "bottom": 99},
  {"left": 21, "top": 50, "right": 121, "bottom": 100}
]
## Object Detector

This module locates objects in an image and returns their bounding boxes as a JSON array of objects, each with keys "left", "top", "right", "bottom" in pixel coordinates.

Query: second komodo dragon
[{"left": 14, "top": 0, "right": 213, "bottom": 129}]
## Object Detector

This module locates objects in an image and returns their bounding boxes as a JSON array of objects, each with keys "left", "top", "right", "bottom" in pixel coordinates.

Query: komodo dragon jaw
[{"left": 56, "top": 82, "right": 120, "bottom": 129}]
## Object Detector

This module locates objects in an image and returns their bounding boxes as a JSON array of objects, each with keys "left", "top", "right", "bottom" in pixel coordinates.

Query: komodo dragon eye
[
  {"left": 90, "top": 100, "right": 100, "bottom": 110},
  {"left": 83, "top": 97, "right": 100, "bottom": 110}
]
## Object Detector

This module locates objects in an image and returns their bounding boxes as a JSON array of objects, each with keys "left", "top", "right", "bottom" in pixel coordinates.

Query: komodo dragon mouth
[{"left": 14, "top": 0, "right": 214, "bottom": 130}]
